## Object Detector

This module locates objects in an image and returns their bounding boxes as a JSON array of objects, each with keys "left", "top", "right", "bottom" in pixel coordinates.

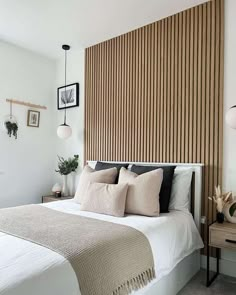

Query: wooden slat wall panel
[{"left": 84, "top": 0, "right": 224, "bottom": 247}]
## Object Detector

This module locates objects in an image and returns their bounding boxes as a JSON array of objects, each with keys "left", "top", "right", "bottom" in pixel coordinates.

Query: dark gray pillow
[
  {"left": 131, "top": 165, "right": 176, "bottom": 213},
  {"left": 95, "top": 162, "right": 129, "bottom": 183}
]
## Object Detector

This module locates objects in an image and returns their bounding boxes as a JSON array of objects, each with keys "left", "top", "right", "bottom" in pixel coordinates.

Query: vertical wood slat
[
  {"left": 156, "top": 21, "right": 161, "bottom": 162},
  {"left": 185, "top": 9, "right": 190, "bottom": 163},
  {"left": 214, "top": 0, "right": 220, "bottom": 223},
  {"left": 177, "top": 12, "right": 182, "bottom": 163},
  {"left": 181, "top": 11, "right": 186, "bottom": 162},
  {"left": 84, "top": 0, "right": 224, "bottom": 248},
  {"left": 174, "top": 14, "right": 178, "bottom": 163},
  {"left": 163, "top": 18, "right": 168, "bottom": 162},
  {"left": 210, "top": 0, "right": 216, "bottom": 225},
  {"left": 201, "top": 3, "right": 207, "bottom": 243},
  {"left": 160, "top": 20, "right": 164, "bottom": 162},
  {"left": 218, "top": 0, "right": 224, "bottom": 211},
  {"left": 189, "top": 8, "right": 194, "bottom": 164},
  {"left": 167, "top": 17, "right": 171, "bottom": 162},
  {"left": 170, "top": 16, "right": 175, "bottom": 163}
]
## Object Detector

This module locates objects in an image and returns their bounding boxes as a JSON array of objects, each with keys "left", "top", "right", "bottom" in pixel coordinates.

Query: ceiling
[{"left": 0, "top": 0, "right": 208, "bottom": 59}]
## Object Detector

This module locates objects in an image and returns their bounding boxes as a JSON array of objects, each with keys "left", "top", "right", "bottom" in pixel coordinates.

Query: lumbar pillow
[
  {"left": 81, "top": 182, "right": 128, "bottom": 217},
  {"left": 168, "top": 168, "right": 193, "bottom": 212},
  {"left": 118, "top": 167, "right": 163, "bottom": 217},
  {"left": 74, "top": 165, "right": 118, "bottom": 203},
  {"left": 131, "top": 165, "right": 176, "bottom": 213}
]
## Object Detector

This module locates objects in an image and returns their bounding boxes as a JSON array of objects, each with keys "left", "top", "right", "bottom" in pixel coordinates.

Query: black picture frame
[
  {"left": 27, "top": 110, "right": 40, "bottom": 128},
  {"left": 57, "top": 82, "right": 79, "bottom": 110}
]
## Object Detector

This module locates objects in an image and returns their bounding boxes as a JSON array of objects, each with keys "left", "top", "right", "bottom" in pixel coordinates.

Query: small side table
[
  {"left": 207, "top": 221, "right": 236, "bottom": 287},
  {"left": 42, "top": 195, "right": 73, "bottom": 203}
]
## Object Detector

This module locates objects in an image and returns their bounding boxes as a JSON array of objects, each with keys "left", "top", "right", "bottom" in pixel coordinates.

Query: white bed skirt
[{"left": 135, "top": 250, "right": 200, "bottom": 295}]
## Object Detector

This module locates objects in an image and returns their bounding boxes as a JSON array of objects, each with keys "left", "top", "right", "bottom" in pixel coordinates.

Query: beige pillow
[
  {"left": 118, "top": 167, "right": 163, "bottom": 216},
  {"left": 81, "top": 182, "right": 128, "bottom": 217},
  {"left": 74, "top": 165, "right": 118, "bottom": 203}
]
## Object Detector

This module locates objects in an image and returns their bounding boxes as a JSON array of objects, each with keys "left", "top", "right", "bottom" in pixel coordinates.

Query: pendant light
[
  {"left": 57, "top": 44, "right": 72, "bottom": 139},
  {"left": 226, "top": 105, "right": 236, "bottom": 129}
]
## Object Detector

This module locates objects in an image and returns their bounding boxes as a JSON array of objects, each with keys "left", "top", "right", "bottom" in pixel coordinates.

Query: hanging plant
[
  {"left": 5, "top": 121, "right": 18, "bottom": 139},
  {"left": 3, "top": 101, "right": 18, "bottom": 139}
]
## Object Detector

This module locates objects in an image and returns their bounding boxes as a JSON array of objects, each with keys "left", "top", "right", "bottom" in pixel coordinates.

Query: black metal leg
[
  {"left": 207, "top": 244, "right": 210, "bottom": 286},
  {"left": 216, "top": 248, "right": 220, "bottom": 274},
  {"left": 206, "top": 246, "right": 220, "bottom": 287}
]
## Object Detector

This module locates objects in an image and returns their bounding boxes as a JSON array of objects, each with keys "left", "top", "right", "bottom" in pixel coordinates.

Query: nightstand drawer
[
  {"left": 207, "top": 222, "right": 236, "bottom": 287},
  {"left": 210, "top": 227, "right": 236, "bottom": 250}
]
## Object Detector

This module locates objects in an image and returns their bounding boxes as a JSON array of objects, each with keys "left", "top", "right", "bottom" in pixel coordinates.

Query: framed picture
[
  {"left": 57, "top": 83, "right": 79, "bottom": 110},
  {"left": 27, "top": 110, "right": 40, "bottom": 127}
]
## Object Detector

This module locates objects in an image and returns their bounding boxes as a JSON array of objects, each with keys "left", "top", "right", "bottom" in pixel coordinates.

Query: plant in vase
[
  {"left": 55, "top": 155, "right": 79, "bottom": 196},
  {"left": 208, "top": 185, "right": 233, "bottom": 223}
]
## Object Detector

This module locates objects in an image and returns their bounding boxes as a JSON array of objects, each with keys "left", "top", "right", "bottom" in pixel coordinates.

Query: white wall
[
  {"left": 53, "top": 49, "right": 85, "bottom": 195},
  {"left": 216, "top": 0, "right": 236, "bottom": 274},
  {"left": 0, "top": 42, "right": 84, "bottom": 208},
  {"left": 0, "top": 41, "right": 56, "bottom": 208},
  {"left": 223, "top": 0, "right": 236, "bottom": 194}
]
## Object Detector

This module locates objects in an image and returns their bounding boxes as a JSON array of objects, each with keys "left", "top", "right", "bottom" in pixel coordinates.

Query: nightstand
[
  {"left": 42, "top": 195, "right": 73, "bottom": 203},
  {"left": 207, "top": 221, "right": 236, "bottom": 287}
]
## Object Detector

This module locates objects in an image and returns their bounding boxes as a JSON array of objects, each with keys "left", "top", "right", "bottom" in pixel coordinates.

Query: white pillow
[{"left": 169, "top": 168, "right": 193, "bottom": 212}]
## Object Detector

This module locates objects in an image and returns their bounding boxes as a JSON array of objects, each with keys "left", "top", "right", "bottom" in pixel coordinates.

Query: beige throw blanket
[{"left": 0, "top": 205, "right": 155, "bottom": 295}]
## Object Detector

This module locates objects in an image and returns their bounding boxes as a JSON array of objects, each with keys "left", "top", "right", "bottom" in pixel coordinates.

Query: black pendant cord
[{"left": 64, "top": 48, "right": 67, "bottom": 125}]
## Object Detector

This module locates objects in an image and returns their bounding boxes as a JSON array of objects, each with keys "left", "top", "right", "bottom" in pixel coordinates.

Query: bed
[{"left": 0, "top": 162, "right": 204, "bottom": 295}]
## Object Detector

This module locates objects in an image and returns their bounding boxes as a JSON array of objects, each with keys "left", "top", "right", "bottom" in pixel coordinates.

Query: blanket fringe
[{"left": 112, "top": 267, "right": 156, "bottom": 295}]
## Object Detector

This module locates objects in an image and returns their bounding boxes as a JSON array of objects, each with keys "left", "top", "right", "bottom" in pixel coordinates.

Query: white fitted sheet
[{"left": 0, "top": 200, "right": 203, "bottom": 295}]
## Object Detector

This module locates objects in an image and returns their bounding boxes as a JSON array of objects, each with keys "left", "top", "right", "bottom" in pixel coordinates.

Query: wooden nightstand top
[
  {"left": 210, "top": 222, "right": 236, "bottom": 232},
  {"left": 42, "top": 195, "right": 73, "bottom": 203}
]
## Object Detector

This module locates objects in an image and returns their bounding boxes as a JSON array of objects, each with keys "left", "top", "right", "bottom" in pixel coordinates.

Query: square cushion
[
  {"left": 131, "top": 165, "right": 176, "bottom": 213},
  {"left": 118, "top": 167, "right": 163, "bottom": 217},
  {"left": 74, "top": 165, "right": 118, "bottom": 203},
  {"left": 81, "top": 182, "right": 128, "bottom": 217}
]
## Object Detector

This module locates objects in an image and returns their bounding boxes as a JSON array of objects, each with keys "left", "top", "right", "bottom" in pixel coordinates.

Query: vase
[
  {"left": 62, "top": 175, "right": 69, "bottom": 197},
  {"left": 216, "top": 212, "right": 224, "bottom": 223},
  {"left": 223, "top": 201, "right": 236, "bottom": 223},
  {"left": 69, "top": 172, "right": 76, "bottom": 196}
]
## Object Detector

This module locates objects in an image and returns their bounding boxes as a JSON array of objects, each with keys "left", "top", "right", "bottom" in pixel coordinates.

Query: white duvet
[{"left": 0, "top": 200, "right": 203, "bottom": 295}]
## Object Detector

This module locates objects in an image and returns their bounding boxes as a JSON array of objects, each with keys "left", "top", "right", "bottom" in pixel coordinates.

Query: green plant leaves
[
  {"left": 5, "top": 121, "right": 18, "bottom": 139},
  {"left": 55, "top": 154, "right": 79, "bottom": 175}
]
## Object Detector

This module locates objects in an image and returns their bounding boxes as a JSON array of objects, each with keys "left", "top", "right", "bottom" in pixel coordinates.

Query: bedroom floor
[{"left": 178, "top": 270, "right": 236, "bottom": 295}]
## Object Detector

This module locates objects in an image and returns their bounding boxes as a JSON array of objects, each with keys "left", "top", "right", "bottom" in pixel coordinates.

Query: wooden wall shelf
[{"left": 6, "top": 99, "right": 47, "bottom": 110}]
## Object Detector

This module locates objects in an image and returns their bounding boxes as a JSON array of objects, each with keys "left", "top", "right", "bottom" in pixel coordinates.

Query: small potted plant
[
  {"left": 209, "top": 185, "right": 233, "bottom": 223},
  {"left": 55, "top": 155, "right": 79, "bottom": 196}
]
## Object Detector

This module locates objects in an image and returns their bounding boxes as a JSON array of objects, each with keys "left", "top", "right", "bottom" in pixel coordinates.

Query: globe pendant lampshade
[
  {"left": 57, "top": 123, "right": 72, "bottom": 139},
  {"left": 226, "top": 105, "right": 236, "bottom": 129}
]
